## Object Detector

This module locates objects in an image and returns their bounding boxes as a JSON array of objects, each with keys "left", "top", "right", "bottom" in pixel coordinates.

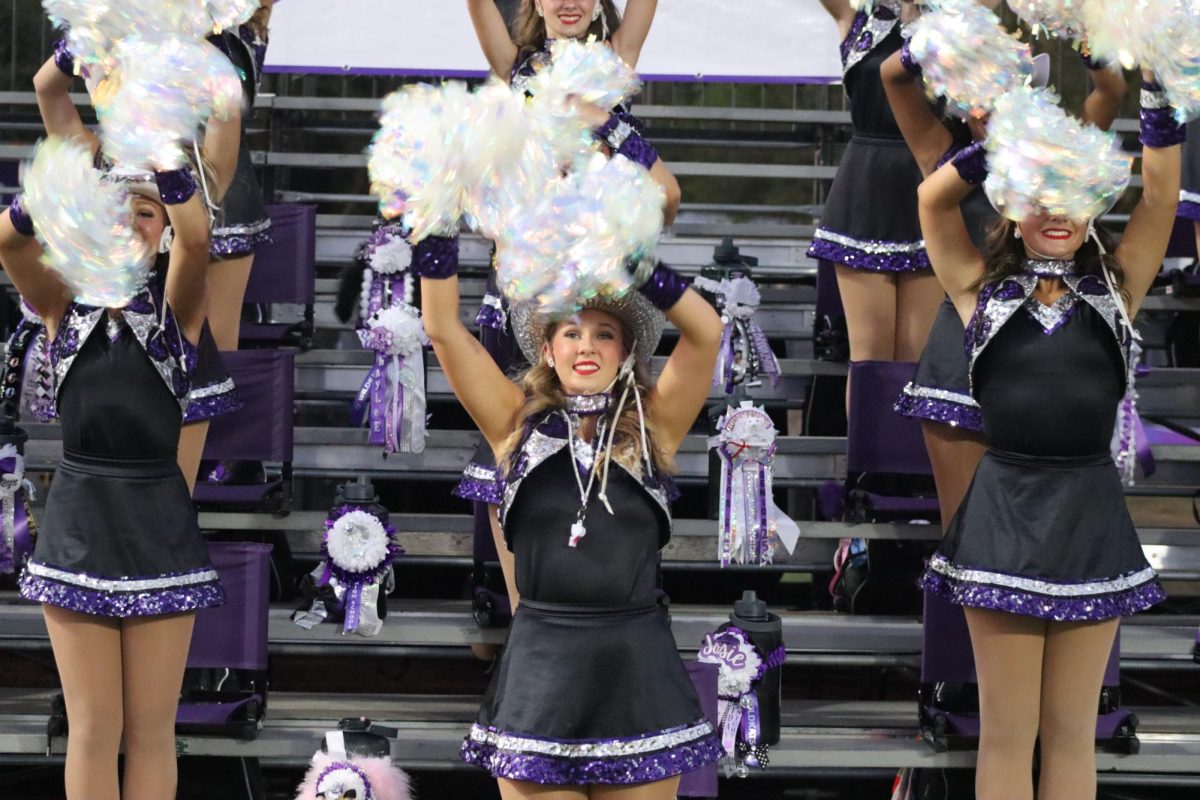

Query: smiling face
[
  {"left": 535, "top": 0, "right": 598, "bottom": 40},
  {"left": 544, "top": 308, "right": 627, "bottom": 395},
  {"left": 1016, "top": 211, "right": 1089, "bottom": 261}
]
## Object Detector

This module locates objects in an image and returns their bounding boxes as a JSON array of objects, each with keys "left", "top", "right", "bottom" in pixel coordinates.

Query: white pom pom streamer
[
  {"left": 205, "top": 0, "right": 260, "bottom": 33},
  {"left": 368, "top": 234, "right": 413, "bottom": 276},
  {"left": 366, "top": 304, "right": 429, "bottom": 358},
  {"left": 984, "top": 86, "right": 1133, "bottom": 221},
  {"left": 326, "top": 510, "right": 391, "bottom": 575},
  {"left": 909, "top": 0, "right": 1033, "bottom": 117},
  {"left": 22, "top": 136, "right": 152, "bottom": 308},
  {"left": 1006, "top": 0, "right": 1088, "bottom": 41},
  {"left": 101, "top": 36, "right": 242, "bottom": 170}
]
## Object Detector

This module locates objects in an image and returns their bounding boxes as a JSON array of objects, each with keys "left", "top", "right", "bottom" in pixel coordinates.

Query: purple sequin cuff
[
  {"left": 210, "top": 225, "right": 275, "bottom": 258},
  {"left": 460, "top": 725, "right": 723, "bottom": 785},
  {"left": 8, "top": 195, "right": 34, "bottom": 237},
  {"left": 412, "top": 235, "right": 459, "bottom": 279},
  {"left": 53, "top": 38, "right": 75, "bottom": 76},
  {"left": 951, "top": 142, "right": 989, "bottom": 186},
  {"left": 617, "top": 134, "right": 660, "bottom": 171},
  {"left": 19, "top": 572, "right": 225, "bottom": 618},
  {"left": 1139, "top": 105, "right": 1187, "bottom": 149},
  {"left": 1178, "top": 197, "right": 1200, "bottom": 222},
  {"left": 183, "top": 385, "right": 244, "bottom": 423},
  {"left": 475, "top": 299, "right": 507, "bottom": 332},
  {"left": 636, "top": 262, "right": 688, "bottom": 310},
  {"left": 806, "top": 236, "right": 931, "bottom": 272},
  {"left": 155, "top": 169, "right": 198, "bottom": 205},
  {"left": 894, "top": 386, "right": 983, "bottom": 432},
  {"left": 453, "top": 469, "right": 505, "bottom": 504},
  {"left": 920, "top": 567, "right": 1166, "bottom": 622},
  {"left": 899, "top": 38, "right": 922, "bottom": 77}
]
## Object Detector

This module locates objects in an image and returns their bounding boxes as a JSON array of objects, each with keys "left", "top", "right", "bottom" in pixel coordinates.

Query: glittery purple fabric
[
  {"left": 637, "top": 262, "right": 688, "bottom": 310},
  {"left": 806, "top": 237, "right": 931, "bottom": 272},
  {"left": 210, "top": 226, "right": 275, "bottom": 257},
  {"left": 18, "top": 572, "right": 225, "bottom": 618},
  {"left": 839, "top": 12, "right": 870, "bottom": 66},
  {"left": 893, "top": 390, "right": 983, "bottom": 431},
  {"left": 154, "top": 169, "right": 198, "bottom": 205},
  {"left": 183, "top": 387, "right": 244, "bottom": 423},
  {"left": 899, "top": 38, "right": 922, "bottom": 77},
  {"left": 460, "top": 729, "right": 724, "bottom": 785},
  {"left": 1140, "top": 106, "right": 1187, "bottom": 149},
  {"left": 453, "top": 474, "right": 505, "bottom": 504},
  {"left": 951, "top": 142, "right": 988, "bottom": 186},
  {"left": 1179, "top": 198, "right": 1200, "bottom": 222},
  {"left": 8, "top": 195, "right": 34, "bottom": 236},
  {"left": 920, "top": 568, "right": 1166, "bottom": 622},
  {"left": 935, "top": 143, "right": 964, "bottom": 171},
  {"left": 53, "top": 38, "right": 74, "bottom": 76},
  {"left": 475, "top": 303, "right": 507, "bottom": 332},
  {"left": 412, "top": 235, "right": 459, "bottom": 279},
  {"left": 617, "top": 134, "right": 659, "bottom": 171}
]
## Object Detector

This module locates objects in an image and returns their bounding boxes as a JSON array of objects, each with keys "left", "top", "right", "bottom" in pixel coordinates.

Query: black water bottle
[{"left": 730, "top": 590, "right": 783, "bottom": 745}]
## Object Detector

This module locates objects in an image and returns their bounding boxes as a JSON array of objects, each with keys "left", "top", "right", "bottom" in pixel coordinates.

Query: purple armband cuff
[
  {"left": 53, "top": 38, "right": 75, "bottom": 77},
  {"left": 617, "top": 135, "right": 659, "bottom": 171},
  {"left": 411, "top": 235, "right": 459, "bottom": 279},
  {"left": 1139, "top": 81, "right": 1186, "bottom": 148},
  {"left": 1080, "top": 49, "right": 1109, "bottom": 71},
  {"left": 951, "top": 141, "right": 988, "bottom": 186},
  {"left": 8, "top": 195, "right": 34, "bottom": 237},
  {"left": 899, "top": 38, "right": 923, "bottom": 78},
  {"left": 154, "top": 169, "right": 197, "bottom": 205},
  {"left": 633, "top": 260, "right": 688, "bottom": 311},
  {"left": 597, "top": 112, "right": 659, "bottom": 171}
]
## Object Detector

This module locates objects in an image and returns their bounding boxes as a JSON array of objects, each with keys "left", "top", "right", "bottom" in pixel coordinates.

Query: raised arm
[
  {"left": 819, "top": 0, "right": 857, "bottom": 41},
  {"left": 918, "top": 145, "right": 987, "bottom": 322},
  {"left": 1115, "top": 76, "right": 1183, "bottom": 316},
  {"left": 159, "top": 170, "right": 213, "bottom": 343},
  {"left": 1079, "top": 57, "right": 1127, "bottom": 132},
  {"left": 466, "top": 0, "right": 519, "bottom": 81},
  {"left": 644, "top": 265, "right": 722, "bottom": 456},
  {"left": 417, "top": 236, "right": 525, "bottom": 451},
  {"left": 609, "top": 0, "right": 658, "bottom": 69},
  {"left": 33, "top": 43, "right": 98, "bottom": 151},
  {"left": 881, "top": 47, "right": 955, "bottom": 178},
  {"left": 0, "top": 197, "right": 69, "bottom": 333}
]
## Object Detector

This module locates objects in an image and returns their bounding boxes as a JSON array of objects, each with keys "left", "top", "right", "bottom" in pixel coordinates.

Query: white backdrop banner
[{"left": 265, "top": 1, "right": 843, "bottom": 83}]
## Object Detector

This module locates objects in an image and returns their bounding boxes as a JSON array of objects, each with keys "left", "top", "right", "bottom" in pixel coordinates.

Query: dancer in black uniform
[
  {"left": 415, "top": 231, "right": 722, "bottom": 797},
  {"left": 1, "top": 152, "right": 219, "bottom": 798},
  {"left": 881, "top": 38, "right": 1126, "bottom": 529},
  {"left": 916, "top": 73, "right": 1181, "bottom": 800}
]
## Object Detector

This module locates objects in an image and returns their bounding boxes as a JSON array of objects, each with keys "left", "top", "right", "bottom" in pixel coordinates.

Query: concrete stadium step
[{"left": 1, "top": 688, "right": 1197, "bottom": 774}]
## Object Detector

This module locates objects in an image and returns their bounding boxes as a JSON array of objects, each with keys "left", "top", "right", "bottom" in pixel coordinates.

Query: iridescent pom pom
[
  {"left": 528, "top": 38, "right": 641, "bottom": 114},
  {"left": 848, "top": 0, "right": 877, "bottom": 10},
  {"left": 205, "top": 0, "right": 260, "bottom": 33},
  {"left": 909, "top": 0, "right": 1033, "bottom": 117},
  {"left": 22, "top": 136, "right": 151, "bottom": 307},
  {"left": 44, "top": 0, "right": 123, "bottom": 73},
  {"left": 100, "top": 35, "right": 243, "bottom": 170},
  {"left": 1006, "top": 0, "right": 1088, "bottom": 41},
  {"left": 1083, "top": 0, "right": 1200, "bottom": 120},
  {"left": 984, "top": 86, "right": 1133, "bottom": 221}
]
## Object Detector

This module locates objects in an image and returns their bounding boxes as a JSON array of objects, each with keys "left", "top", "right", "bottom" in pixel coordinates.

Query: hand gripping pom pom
[
  {"left": 101, "top": 36, "right": 243, "bottom": 170},
  {"left": 1006, "top": 0, "right": 1088, "bottom": 41},
  {"left": 909, "top": 0, "right": 1034, "bottom": 117},
  {"left": 984, "top": 86, "right": 1133, "bottom": 221},
  {"left": 21, "top": 136, "right": 152, "bottom": 307}
]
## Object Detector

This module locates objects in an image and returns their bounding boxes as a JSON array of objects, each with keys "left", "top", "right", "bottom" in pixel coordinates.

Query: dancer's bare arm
[
  {"left": 650, "top": 289, "right": 722, "bottom": 457},
  {"left": 466, "top": 0, "right": 519, "bottom": 80},
  {"left": 610, "top": 0, "right": 658, "bottom": 69}
]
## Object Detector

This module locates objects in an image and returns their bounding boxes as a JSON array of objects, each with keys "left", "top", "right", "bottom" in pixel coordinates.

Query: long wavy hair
[
  {"left": 496, "top": 315, "right": 675, "bottom": 480},
  {"left": 972, "top": 216, "right": 1127, "bottom": 303},
  {"left": 513, "top": 0, "right": 623, "bottom": 54}
]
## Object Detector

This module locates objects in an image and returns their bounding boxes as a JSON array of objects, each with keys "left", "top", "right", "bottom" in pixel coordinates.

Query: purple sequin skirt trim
[
  {"left": 920, "top": 564, "right": 1166, "bottom": 622},
  {"left": 210, "top": 224, "right": 275, "bottom": 258},
  {"left": 453, "top": 475, "right": 505, "bottom": 505},
  {"left": 18, "top": 571, "right": 225, "bottom": 618},
  {"left": 460, "top": 724, "right": 723, "bottom": 786},
  {"left": 183, "top": 384, "right": 244, "bottom": 423},
  {"left": 894, "top": 384, "right": 983, "bottom": 431},
  {"left": 806, "top": 235, "right": 930, "bottom": 273}
]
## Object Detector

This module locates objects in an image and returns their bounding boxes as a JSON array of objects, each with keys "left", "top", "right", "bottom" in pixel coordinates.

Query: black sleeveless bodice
[
  {"left": 57, "top": 322, "right": 182, "bottom": 459},
  {"left": 505, "top": 450, "right": 667, "bottom": 606},
  {"left": 975, "top": 302, "right": 1125, "bottom": 457},
  {"left": 844, "top": 27, "right": 905, "bottom": 138}
]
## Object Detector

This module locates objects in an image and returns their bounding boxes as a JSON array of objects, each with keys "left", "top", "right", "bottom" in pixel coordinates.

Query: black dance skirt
[
  {"left": 18, "top": 452, "right": 224, "bottom": 617},
  {"left": 894, "top": 298, "right": 982, "bottom": 431},
  {"left": 1180, "top": 120, "right": 1200, "bottom": 222},
  {"left": 460, "top": 599, "right": 722, "bottom": 785},
  {"left": 183, "top": 323, "right": 243, "bottom": 424},
  {"left": 806, "top": 134, "right": 928, "bottom": 272},
  {"left": 210, "top": 140, "right": 273, "bottom": 258},
  {"left": 921, "top": 449, "right": 1165, "bottom": 621}
]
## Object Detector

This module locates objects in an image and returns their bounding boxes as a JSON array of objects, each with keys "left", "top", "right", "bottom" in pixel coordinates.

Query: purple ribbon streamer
[
  {"left": 0, "top": 455, "right": 31, "bottom": 574},
  {"left": 1134, "top": 409, "right": 1156, "bottom": 478},
  {"left": 739, "top": 692, "right": 762, "bottom": 767},
  {"left": 343, "top": 583, "right": 363, "bottom": 633}
]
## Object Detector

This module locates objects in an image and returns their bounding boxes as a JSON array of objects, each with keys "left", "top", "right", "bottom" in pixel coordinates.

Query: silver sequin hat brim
[{"left": 510, "top": 293, "right": 666, "bottom": 365}]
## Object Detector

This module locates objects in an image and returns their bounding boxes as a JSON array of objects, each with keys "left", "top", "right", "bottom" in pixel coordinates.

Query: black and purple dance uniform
[
  {"left": 206, "top": 24, "right": 273, "bottom": 258},
  {"left": 461, "top": 404, "right": 722, "bottom": 784},
  {"left": 1179, "top": 119, "right": 1200, "bottom": 222},
  {"left": 18, "top": 288, "right": 224, "bottom": 616},
  {"left": 920, "top": 267, "right": 1165, "bottom": 620},
  {"left": 807, "top": 1, "right": 928, "bottom": 273}
]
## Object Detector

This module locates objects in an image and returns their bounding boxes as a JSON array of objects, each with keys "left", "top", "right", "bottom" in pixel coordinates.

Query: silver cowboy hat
[{"left": 510, "top": 292, "right": 666, "bottom": 366}]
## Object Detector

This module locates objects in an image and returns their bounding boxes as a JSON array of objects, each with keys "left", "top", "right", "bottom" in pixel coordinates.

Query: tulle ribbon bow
[
  {"left": 0, "top": 444, "right": 36, "bottom": 575},
  {"left": 694, "top": 275, "right": 780, "bottom": 393}
]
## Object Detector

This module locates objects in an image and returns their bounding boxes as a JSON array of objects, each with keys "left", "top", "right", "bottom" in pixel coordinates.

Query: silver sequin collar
[
  {"left": 565, "top": 393, "right": 612, "bottom": 416},
  {"left": 1021, "top": 258, "right": 1078, "bottom": 278}
]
